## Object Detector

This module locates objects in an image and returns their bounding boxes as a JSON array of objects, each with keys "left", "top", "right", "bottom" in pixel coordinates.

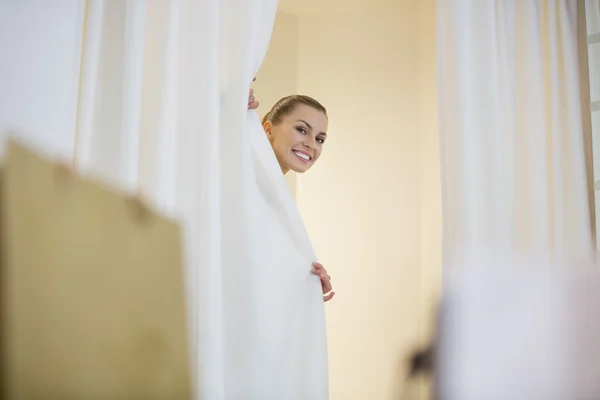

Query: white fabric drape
[
  {"left": 437, "top": 2, "right": 598, "bottom": 398},
  {"left": 437, "top": 0, "right": 594, "bottom": 266},
  {"left": 1, "top": 0, "right": 329, "bottom": 399},
  {"left": 585, "top": 0, "right": 600, "bottom": 248}
]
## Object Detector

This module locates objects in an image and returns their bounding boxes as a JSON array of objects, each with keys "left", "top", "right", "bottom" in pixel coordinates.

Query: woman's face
[{"left": 264, "top": 104, "right": 328, "bottom": 174}]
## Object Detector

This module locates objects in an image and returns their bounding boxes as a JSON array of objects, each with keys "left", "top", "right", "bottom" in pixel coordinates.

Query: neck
[{"left": 275, "top": 156, "right": 289, "bottom": 175}]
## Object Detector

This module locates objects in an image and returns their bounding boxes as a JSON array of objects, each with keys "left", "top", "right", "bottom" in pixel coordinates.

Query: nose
[{"left": 303, "top": 135, "right": 317, "bottom": 149}]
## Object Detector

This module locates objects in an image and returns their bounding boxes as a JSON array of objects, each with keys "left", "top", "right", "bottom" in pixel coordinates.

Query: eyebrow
[{"left": 296, "top": 119, "right": 327, "bottom": 136}]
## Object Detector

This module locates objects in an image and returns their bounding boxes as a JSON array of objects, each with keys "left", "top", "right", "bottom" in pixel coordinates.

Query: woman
[{"left": 248, "top": 88, "right": 335, "bottom": 302}]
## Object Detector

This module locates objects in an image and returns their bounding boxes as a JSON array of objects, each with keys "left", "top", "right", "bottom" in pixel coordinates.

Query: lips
[{"left": 292, "top": 150, "right": 312, "bottom": 163}]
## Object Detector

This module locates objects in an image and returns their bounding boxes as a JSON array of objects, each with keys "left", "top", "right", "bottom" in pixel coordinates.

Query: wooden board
[{"left": 0, "top": 140, "right": 191, "bottom": 400}]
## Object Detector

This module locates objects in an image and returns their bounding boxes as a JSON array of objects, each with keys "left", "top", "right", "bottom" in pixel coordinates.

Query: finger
[
  {"left": 248, "top": 94, "right": 255, "bottom": 104},
  {"left": 314, "top": 263, "right": 327, "bottom": 273},
  {"left": 322, "top": 280, "right": 332, "bottom": 294},
  {"left": 249, "top": 88, "right": 254, "bottom": 96},
  {"left": 324, "top": 292, "right": 335, "bottom": 302},
  {"left": 320, "top": 274, "right": 332, "bottom": 290},
  {"left": 249, "top": 100, "right": 259, "bottom": 110},
  {"left": 312, "top": 262, "right": 327, "bottom": 273},
  {"left": 312, "top": 268, "right": 325, "bottom": 278}
]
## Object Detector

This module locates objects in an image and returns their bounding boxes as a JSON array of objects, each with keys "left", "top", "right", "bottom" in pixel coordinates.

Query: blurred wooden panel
[{"left": 0, "top": 140, "right": 191, "bottom": 400}]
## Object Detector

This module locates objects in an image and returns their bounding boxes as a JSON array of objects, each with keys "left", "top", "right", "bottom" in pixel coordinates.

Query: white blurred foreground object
[
  {"left": 437, "top": 0, "right": 594, "bottom": 261},
  {"left": 0, "top": 1, "right": 328, "bottom": 399},
  {"left": 435, "top": 1, "right": 599, "bottom": 398},
  {"left": 437, "top": 258, "right": 600, "bottom": 400}
]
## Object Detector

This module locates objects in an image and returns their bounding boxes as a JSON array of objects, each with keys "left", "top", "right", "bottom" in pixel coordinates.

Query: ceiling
[{"left": 277, "top": 0, "right": 405, "bottom": 15}]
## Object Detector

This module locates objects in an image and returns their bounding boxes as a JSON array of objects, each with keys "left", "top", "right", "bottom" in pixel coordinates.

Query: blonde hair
[{"left": 262, "top": 95, "right": 327, "bottom": 125}]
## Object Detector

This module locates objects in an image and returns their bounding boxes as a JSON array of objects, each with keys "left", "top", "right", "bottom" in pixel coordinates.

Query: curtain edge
[{"left": 577, "top": 0, "right": 596, "bottom": 248}]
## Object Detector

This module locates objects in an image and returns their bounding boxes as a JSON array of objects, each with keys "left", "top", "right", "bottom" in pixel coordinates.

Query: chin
[{"left": 290, "top": 164, "right": 312, "bottom": 174}]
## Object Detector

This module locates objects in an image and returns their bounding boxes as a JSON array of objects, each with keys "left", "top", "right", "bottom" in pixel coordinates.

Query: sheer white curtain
[
  {"left": 1, "top": 0, "right": 328, "bottom": 399},
  {"left": 437, "top": 2, "right": 599, "bottom": 398},
  {"left": 437, "top": 0, "right": 595, "bottom": 267},
  {"left": 586, "top": 0, "right": 600, "bottom": 248}
]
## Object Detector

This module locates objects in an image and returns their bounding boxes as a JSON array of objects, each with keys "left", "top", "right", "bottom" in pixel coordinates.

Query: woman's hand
[
  {"left": 312, "top": 262, "right": 335, "bottom": 302},
  {"left": 248, "top": 77, "right": 259, "bottom": 110}
]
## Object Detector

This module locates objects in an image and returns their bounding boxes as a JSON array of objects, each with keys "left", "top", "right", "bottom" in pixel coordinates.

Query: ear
[{"left": 262, "top": 121, "right": 273, "bottom": 139}]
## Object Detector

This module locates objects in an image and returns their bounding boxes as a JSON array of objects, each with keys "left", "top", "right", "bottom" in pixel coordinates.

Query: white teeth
[{"left": 293, "top": 151, "right": 310, "bottom": 161}]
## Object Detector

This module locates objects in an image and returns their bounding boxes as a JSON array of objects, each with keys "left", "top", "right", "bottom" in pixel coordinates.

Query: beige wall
[{"left": 258, "top": 1, "right": 440, "bottom": 398}]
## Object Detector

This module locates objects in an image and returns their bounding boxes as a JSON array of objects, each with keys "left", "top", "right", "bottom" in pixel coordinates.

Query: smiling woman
[
  {"left": 247, "top": 92, "right": 335, "bottom": 302},
  {"left": 261, "top": 95, "right": 329, "bottom": 174}
]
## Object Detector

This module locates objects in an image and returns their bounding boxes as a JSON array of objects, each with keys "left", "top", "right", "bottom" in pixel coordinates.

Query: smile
[{"left": 292, "top": 150, "right": 311, "bottom": 163}]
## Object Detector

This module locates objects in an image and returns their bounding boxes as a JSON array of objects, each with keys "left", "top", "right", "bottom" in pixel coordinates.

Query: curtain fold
[
  {"left": 3, "top": 0, "right": 329, "bottom": 398},
  {"left": 438, "top": 0, "right": 594, "bottom": 267}
]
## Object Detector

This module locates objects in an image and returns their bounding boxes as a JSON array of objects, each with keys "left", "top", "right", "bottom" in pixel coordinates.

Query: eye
[
  {"left": 296, "top": 127, "right": 307, "bottom": 135},
  {"left": 317, "top": 136, "right": 325, "bottom": 144}
]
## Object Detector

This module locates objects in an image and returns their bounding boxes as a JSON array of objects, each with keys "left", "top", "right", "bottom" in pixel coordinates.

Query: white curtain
[
  {"left": 437, "top": 2, "right": 599, "bottom": 398},
  {"left": 585, "top": 0, "right": 600, "bottom": 248},
  {"left": 0, "top": 0, "right": 328, "bottom": 399},
  {"left": 437, "top": 0, "right": 595, "bottom": 266}
]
